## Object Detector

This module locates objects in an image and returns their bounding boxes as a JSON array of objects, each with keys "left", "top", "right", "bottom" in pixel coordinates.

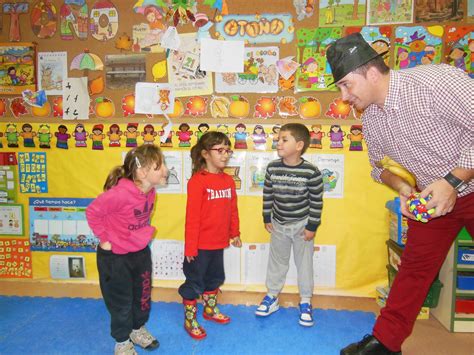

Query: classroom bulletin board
[{"left": 0, "top": 0, "right": 472, "bottom": 297}]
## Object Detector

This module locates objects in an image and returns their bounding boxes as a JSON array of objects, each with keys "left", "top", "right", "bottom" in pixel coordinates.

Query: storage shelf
[
  {"left": 457, "top": 265, "right": 474, "bottom": 272},
  {"left": 458, "top": 240, "right": 474, "bottom": 247},
  {"left": 456, "top": 289, "right": 474, "bottom": 297},
  {"left": 454, "top": 313, "right": 474, "bottom": 320}
]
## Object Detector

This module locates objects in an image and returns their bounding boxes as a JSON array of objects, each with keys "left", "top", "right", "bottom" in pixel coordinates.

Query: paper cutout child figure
[
  {"left": 6, "top": 123, "right": 19, "bottom": 148},
  {"left": 38, "top": 124, "right": 52, "bottom": 149},
  {"left": 90, "top": 124, "right": 105, "bottom": 150},
  {"left": 124, "top": 123, "right": 140, "bottom": 147},
  {"left": 251, "top": 124, "right": 267, "bottom": 151},
  {"left": 73, "top": 123, "right": 88, "bottom": 148},
  {"left": 176, "top": 123, "right": 192, "bottom": 147},
  {"left": 347, "top": 125, "right": 363, "bottom": 151},
  {"left": 328, "top": 124, "right": 344, "bottom": 149},
  {"left": 271, "top": 125, "right": 281, "bottom": 150},
  {"left": 55, "top": 125, "right": 71, "bottom": 149},
  {"left": 195, "top": 123, "right": 209, "bottom": 141},
  {"left": 107, "top": 124, "right": 123, "bottom": 147},
  {"left": 143, "top": 124, "right": 158, "bottom": 145},
  {"left": 20, "top": 123, "right": 36, "bottom": 148},
  {"left": 233, "top": 123, "right": 248, "bottom": 150},
  {"left": 309, "top": 124, "right": 324, "bottom": 149}
]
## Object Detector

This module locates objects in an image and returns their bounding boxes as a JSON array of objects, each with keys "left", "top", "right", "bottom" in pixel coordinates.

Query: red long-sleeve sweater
[{"left": 185, "top": 170, "right": 240, "bottom": 257}]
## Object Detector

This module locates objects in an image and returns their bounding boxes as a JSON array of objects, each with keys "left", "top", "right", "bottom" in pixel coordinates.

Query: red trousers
[{"left": 373, "top": 193, "right": 474, "bottom": 352}]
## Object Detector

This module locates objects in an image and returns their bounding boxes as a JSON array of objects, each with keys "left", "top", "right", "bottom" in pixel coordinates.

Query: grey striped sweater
[{"left": 263, "top": 158, "right": 323, "bottom": 231}]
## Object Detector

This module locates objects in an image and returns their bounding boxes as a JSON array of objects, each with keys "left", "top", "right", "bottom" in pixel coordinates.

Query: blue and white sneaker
[
  {"left": 299, "top": 303, "right": 314, "bottom": 327},
  {"left": 255, "top": 295, "right": 279, "bottom": 317}
]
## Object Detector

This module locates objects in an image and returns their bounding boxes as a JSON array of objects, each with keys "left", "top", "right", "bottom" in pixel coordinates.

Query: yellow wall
[{"left": 7, "top": 122, "right": 396, "bottom": 297}]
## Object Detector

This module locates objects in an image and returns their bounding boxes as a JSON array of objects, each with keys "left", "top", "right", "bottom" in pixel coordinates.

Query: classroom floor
[{"left": 1, "top": 280, "right": 472, "bottom": 355}]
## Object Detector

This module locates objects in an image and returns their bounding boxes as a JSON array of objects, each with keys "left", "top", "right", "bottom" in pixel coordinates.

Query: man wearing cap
[{"left": 326, "top": 32, "right": 473, "bottom": 355}]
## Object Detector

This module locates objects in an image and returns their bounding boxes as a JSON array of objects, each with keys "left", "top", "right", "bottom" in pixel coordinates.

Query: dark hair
[
  {"left": 190, "top": 131, "right": 231, "bottom": 175},
  {"left": 280, "top": 123, "right": 310, "bottom": 154},
  {"left": 198, "top": 123, "right": 209, "bottom": 131},
  {"left": 103, "top": 144, "right": 164, "bottom": 191},
  {"left": 353, "top": 55, "right": 389, "bottom": 77},
  {"left": 179, "top": 123, "right": 190, "bottom": 131}
]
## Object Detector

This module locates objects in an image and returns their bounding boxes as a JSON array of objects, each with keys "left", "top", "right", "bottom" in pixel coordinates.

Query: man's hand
[{"left": 421, "top": 178, "right": 457, "bottom": 218}]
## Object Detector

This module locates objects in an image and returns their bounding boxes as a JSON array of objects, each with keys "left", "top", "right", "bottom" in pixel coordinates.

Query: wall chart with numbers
[
  {"left": 29, "top": 198, "right": 97, "bottom": 252},
  {"left": 18, "top": 152, "right": 47, "bottom": 194}
]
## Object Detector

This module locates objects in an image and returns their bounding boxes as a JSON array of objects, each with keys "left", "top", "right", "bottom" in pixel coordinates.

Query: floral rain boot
[
  {"left": 202, "top": 289, "right": 230, "bottom": 324},
  {"left": 183, "top": 299, "right": 206, "bottom": 340}
]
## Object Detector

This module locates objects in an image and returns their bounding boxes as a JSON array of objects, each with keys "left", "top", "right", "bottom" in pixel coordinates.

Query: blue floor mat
[{"left": 0, "top": 296, "right": 375, "bottom": 354}]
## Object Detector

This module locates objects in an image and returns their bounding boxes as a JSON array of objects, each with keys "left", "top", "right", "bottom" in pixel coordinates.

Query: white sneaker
[
  {"left": 255, "top": 295, "right": 280, "bottom": 317},
  {"left": 114, "top": 340, "right": 137, "bottom": 355},
  {"left": 130, "top": 326, "right": 160, "bottom": 350}
]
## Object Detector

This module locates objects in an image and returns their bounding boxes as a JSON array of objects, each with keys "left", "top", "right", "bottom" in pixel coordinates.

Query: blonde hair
[
  {"left": 190, "top": 131, "right": 230, "bottom": 175},
  {"left": 103, "top": 144, "right": 164, "bottom": 191}
]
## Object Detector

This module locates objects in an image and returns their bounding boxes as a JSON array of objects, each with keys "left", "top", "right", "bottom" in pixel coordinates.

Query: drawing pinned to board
[
  {"left": 156, "top": 151, "right": 183, "bottom": 194},
  {"left": 60, "top": 0, "right": 88, "bottom": 41},
  {"left": 132, "top": 4, "right": 167, "bottom": 52},
  {"left": 0, "top": 204, "right": 23, "bottom": 236},
  {"left": 367, "top": 0, "right": 413, "bottom": 25},
  {"left": 30, "top": 0, "right": 58, "bottom": 39},
  {"left": 215, "top": 47, "right": 279, "bottom": 94},
  {"left": 394, "top": 26, "right": 443, "bottom": 70},
  {"left": 345, "top": 26, "right": 392, "bottom": 65},
  {"left": 415, "top": 0, "right": 463, "bottom": 23},
  {"left": 105, "top": 54, "right": 146, "bottom": 90},
  {"left": 167, "top": 33, "right": 213, "bottom": 97},
  {"left": 38, "top": 52, "right": 67, "bottom": 95},
  {"left": 295, "top": 27, "right": 342, "bottom": 92},
  {"left": 62, "top": 77, "right": 90, "bottom": 120},
  {"left": 0, "top": 42, "right": 36, "bottom": 95},
  {"left": 3, "top": 2, "right": 29, "bottom": 42},
  {"left": 444, "top": 25, "right": 473, "bottom": 77},
  {"left": 134, "top": 82, "right": 175, "bottom": 115},
  {"left": 310, "top": 154, "right": 344, "bottom": 198},
  {"left": 70, "top": 49, "right": 104, "bottom": 76},
  {"left": 319, "top": 0, "right": 366, "bottom": 28},
  {"left": 89, "top": 0, "right": 118, "bottom": 41},
  {"left": 245, "top": 152, "right": 277, "bottom": 196}
]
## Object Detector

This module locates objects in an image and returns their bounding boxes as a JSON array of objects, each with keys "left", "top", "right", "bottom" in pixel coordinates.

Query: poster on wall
[
  {"left": 244, "top": 152, "right": 277, "bottom": 196},
  {"left": 156, "top": 150, "right": 183, "bottom": 194},
  {"left": 0, "top": 42, "right": 37, "bottom": 95},
  {"left": 18, "top": 152, "right": 47, "bottom": 193},
  {"left": 226, "top": 151, "right": 246, "bottom": 195},
  {"left": 0, "top": 165, "right": 18, "bottom": 203},
  {"left": 319, "top": 0, "right": 367, "bottom": 28},
  {"left": 50, "top": 255, "right": 86, "bottom": 279},
  {"left": 444, "top": 25, "right": 474, "bottom": 77},
  {"left": 150, "top": 239, "right": 184, "bottom": 280},
  {"left": 215, "top": 47, "right": 279, "bottom": 93},
  {"left": 29, "top": 198, "right": 97, "bottom": 252},
  {"left": 0, "top": 204, "right": 24, "bottom": 236},
  {"left": 37, "top": 52, "right": 67, "bottom": 95},
  {"left": 311, "top": 154, "right": 345, "bottom": 198},
  {"left": 0, "top": 238, "right": 32, "bottom": 279}
]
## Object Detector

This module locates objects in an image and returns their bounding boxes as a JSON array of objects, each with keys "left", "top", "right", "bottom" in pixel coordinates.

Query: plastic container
[
  {"left": 457, "top": 272, "right": 474, "bottom": 290},
  {"left": 387, "top": 239, "right": 402, "bottom": 271},
  {"left": 457, "top": 248, "right": 474, "bottom": 265},
  {"left": 455, "top": 298, "right": 474, "bottom": 314},
  {"left": 457, "top": 227, "right": 472, "bottom": 242},
  {"left": 386, "top": 264, "right": 443, "bottom": 308},
  {"left": 385, "top": 197, "right": 408, "bottom": 246}
]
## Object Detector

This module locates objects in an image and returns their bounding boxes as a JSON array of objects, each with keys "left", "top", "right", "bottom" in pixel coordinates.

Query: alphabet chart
[
  {"left": 18, "top": 152, "right": 47, "bottom": 193},
  {"left": 0, "top": 238, "right": 32, "bottom": 279}
]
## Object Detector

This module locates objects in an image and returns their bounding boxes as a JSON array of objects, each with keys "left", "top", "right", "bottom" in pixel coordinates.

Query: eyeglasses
[{"left": 209, "top": 148, "right": 233, "bottom": 156}]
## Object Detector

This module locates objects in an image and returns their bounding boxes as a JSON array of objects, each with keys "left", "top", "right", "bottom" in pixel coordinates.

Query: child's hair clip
[{"left": 135, "top": 156, "right": 142, "bottom": 168}]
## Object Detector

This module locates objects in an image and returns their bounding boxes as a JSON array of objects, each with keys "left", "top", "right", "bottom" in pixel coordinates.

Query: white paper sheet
[{"left": 200, "top": 38, "right": 245, "bottom": 73}]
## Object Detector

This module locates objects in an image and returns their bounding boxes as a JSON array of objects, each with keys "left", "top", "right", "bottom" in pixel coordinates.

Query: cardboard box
[{"left": 385, "top": 198, "right": 408, "bottom": 246}]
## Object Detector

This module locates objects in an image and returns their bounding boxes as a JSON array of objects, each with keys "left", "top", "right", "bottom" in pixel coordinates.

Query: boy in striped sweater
[{"left": 256, "top": 123, "right": 324, "bottom": 327}]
